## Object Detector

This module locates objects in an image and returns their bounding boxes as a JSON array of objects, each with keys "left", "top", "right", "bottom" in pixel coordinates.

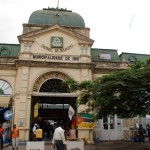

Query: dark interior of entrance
[
  {"left": 32, "top": 96, "right": 76, "bottom": 121},
  {"left": 31, "top": 96, "right": 76, "bottom": 141}
]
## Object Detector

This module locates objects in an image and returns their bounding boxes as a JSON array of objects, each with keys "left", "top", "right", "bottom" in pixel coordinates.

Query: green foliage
[
  {"left": 62, "top": 79, "right": 79, "bottom": 92},
  {"left": 94, "top": 66, "right": 150, "bottom": 118},
  {"left": 129, "top": 60, "right": 144, "bottom": 69},
  {"left": 146, "top": 58, "right": 150, "bottom": 66},
  {"left": 64, "top": 59, "right": 150, "bottom": 119}
]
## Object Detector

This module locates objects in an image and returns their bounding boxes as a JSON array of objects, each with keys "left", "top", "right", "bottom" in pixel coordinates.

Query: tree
[
  {"left": 94, "top": 67, "right": 150, "bottom": 118},
  {"left": 64, "top": 59, "right": 150, "bottom": 119}
]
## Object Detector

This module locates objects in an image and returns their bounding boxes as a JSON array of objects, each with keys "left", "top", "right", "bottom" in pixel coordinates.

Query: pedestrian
[
  {"left": 138, "top": 124, "right": 146, "bottom": 143},
  {"left": 12, "top": 124, "right": 19, "bottom": 150},
  {"left": 32, "top": 123, "right": 38, "bottom": 141},
  {"left": 146, "top": 124, "right": 150, "bottom": 142},
  {"left": 3, "top": 121, "right": 11, "bottom": 143},
  {"left": 46, "top": 122, "right": 51, "bottom": 139},
  {"left": 52, "top": 121, "right": 66, "bottom": 150},
  {"left": 35, "top": 125, "right": 43, "bottom": 141},
  {"left": 51, "top": 122, "right": 57, "bottom": 137},
  {"left": 0, "top": 124, "right": 4, "bottom": 149}
]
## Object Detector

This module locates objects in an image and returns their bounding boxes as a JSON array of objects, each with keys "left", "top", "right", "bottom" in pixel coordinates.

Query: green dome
[{"left": 28, "top": 8, "right": 85, "bottom": 28}]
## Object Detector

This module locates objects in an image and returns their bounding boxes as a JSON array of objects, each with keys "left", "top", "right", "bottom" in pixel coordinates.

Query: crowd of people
[
  {"left": 31, "top": 120, "right": 67, "bottom": 150},
  {"left": 31, "top": 121, "right": 150, "bottom": 149},
  {"left": 1, "top": 120, "right": 150, "bottom": 150},
  {"left": 31, "top": 120, "right": 59, "bottom": 141},
  {"left": 0, "top": 119, "right": 69, "bottom": 150},
  {"left": 133, "top": 124, "right": 150, "bottom": 143},
  {"left": 0, "top": 123, "right": 19, "bottom": 150}
]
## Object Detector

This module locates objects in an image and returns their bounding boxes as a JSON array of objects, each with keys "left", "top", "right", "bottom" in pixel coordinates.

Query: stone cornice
[
  {"left": 15, "top": 59, "right": 95, "bottom": 69},
  {"left": 0, "top": 64, "right": 16, "bottom": 70}
]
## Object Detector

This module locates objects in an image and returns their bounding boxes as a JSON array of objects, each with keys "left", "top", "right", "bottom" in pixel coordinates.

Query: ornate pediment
[{"left": 18, "top": 24, "right": 94, "bottom": 45}]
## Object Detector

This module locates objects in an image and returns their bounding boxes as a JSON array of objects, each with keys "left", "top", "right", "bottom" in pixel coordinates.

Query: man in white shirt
[
  {"left": 52, "top": 121, "right": 66, "bottom": 150},
  {"left": 32, "top": 123, "right": 38, "bottom": 141},
  {"left": 32, "top": 124, "right": 38, "bottom": 135}
]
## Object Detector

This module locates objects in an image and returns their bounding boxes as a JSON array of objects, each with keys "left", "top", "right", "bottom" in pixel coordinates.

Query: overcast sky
[{"left": 0, "top": 0, "right": 150, "bottom": 55}]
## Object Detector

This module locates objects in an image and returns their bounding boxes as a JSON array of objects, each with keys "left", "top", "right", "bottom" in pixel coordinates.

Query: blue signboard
[{"left": 4, "top": 110, "right": 13, "bottom": 120}]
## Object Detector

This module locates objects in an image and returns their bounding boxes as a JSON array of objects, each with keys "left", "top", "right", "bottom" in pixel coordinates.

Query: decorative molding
[
  {"left": 80, "top": 44, "right": 89, "bottom": 53},
  {"left": 41, "top": 44, "right": 73, "bottom": 53},
  {"left": 33, "top": 71, "right": 71, "bottom": 92},
  {"left": 35, "top": 40, "right": 76, "bottom": 53},
  {"left": 24, "top": 42, "right": 33, "bottom": 51},
  {"left": 22, "top": 67, "right": 29, "bottom": 75}
]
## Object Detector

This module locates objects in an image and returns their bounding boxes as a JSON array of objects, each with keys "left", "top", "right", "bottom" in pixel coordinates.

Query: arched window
[
  {"left": 39, "top": 78, "right": 70, "bottom": 93},
  {"left": 128, "top": 56, "right": 137, "bottom": 62},
  {"left": 0, "top": 80, "right": 12, "bottom": 95}
]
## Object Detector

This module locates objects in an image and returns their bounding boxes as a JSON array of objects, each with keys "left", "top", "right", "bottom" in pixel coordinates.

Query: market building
[{"left": 0, "top": 7, "right": 150, "bottom": 142}]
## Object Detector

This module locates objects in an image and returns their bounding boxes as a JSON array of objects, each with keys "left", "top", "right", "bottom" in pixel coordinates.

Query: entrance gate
[{"left": 94, "top": 115, "right": 123, "bottom": 140}]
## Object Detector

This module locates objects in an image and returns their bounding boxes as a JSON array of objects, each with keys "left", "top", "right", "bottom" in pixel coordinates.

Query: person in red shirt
[
  {"left": 0, "top": 123, "right": 4, "bottom": 149},
  {"left": 12, "top": 124, "right": 19, "bottom": 150}
]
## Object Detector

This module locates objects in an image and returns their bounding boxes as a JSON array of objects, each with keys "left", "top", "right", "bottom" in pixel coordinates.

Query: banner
[
  {"left": 72, "top": 114, "right": 84, "bottom": 128},
  {"left": 77, "top": 113, "right": 96, "bottom": 128},
  {"left": 68, "top": 105, "right": 75, "bottom": 120},
  {"left": 34, "top": 102, "right": 38, "bottom": 118}
]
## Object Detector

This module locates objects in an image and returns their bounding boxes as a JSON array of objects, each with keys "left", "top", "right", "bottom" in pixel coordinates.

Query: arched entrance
[
  {"left": 39, "top": 78, "right": 70, "bottom": 93},
  {"left": 30, "top": 72, "right": 77, "bottom": 141}
]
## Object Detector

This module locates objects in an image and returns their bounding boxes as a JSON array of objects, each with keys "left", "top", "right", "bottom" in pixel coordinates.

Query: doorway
[
  {"left": 103, "top": 115, "right": 122, "bottom": 140},
  {"left": 30, "top": 78, "right": 77, "bottom": 141},
  {"left": 30, "top": 95, "right": 76, "bottom": 141},
  {"left": 95, "top": 115, "right": 123, "bottom": 140}
]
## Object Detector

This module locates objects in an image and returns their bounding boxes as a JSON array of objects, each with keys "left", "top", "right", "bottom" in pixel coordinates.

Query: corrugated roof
[
  {"left": 0, "top": 43, "right": 20, "bottom": 57},
  {"left": 120, "top": 52, "right": 150, "bottom": 63},
  {"left": 91, "top": 48, "right": 121, "bottom": 62}
]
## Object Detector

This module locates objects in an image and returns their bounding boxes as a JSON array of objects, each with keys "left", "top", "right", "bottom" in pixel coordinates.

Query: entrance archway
[
  {"left": 33, "top": 71, "right": 72, "bottom": 92},
  {"left": 31, "top": 72, "right": 77, "bottom": 141}
]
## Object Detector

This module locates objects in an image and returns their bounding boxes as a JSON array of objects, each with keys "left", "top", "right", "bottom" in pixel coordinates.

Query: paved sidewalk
[{"left": 3, "top": 140, "right": 150, "bottom": 150}]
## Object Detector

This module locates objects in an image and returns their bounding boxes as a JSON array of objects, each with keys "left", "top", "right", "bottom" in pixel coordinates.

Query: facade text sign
[
  {"left": 41, "top": 44, "right": 73, "bottom": 53},
  {"left": 33, "top": 54, "right": 79, "bottom": 61}
]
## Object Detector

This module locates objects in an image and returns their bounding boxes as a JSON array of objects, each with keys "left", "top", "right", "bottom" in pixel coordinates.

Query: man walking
[
  {"left": 12, "top": 124, "right": 19, "bottom": 150},
  {"left": 32, "top": 123, "right": 38, "bottom": 141},
  {"left": 0, "top": 124, "right": 4, "bottom": 149},
  {"left": 138, "top": 124, "right": 146, "bottom": 143},
  {"left": 146, "top": 124, "right": 150, "bottom": 142},
  {"left": 52, "top": 121, "right": 66, "bottom": 150}
]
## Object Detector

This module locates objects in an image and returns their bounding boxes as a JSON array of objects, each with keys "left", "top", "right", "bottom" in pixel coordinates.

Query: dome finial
[{"left": 56, "top": 0, "right": 60, "bottom": 24}]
